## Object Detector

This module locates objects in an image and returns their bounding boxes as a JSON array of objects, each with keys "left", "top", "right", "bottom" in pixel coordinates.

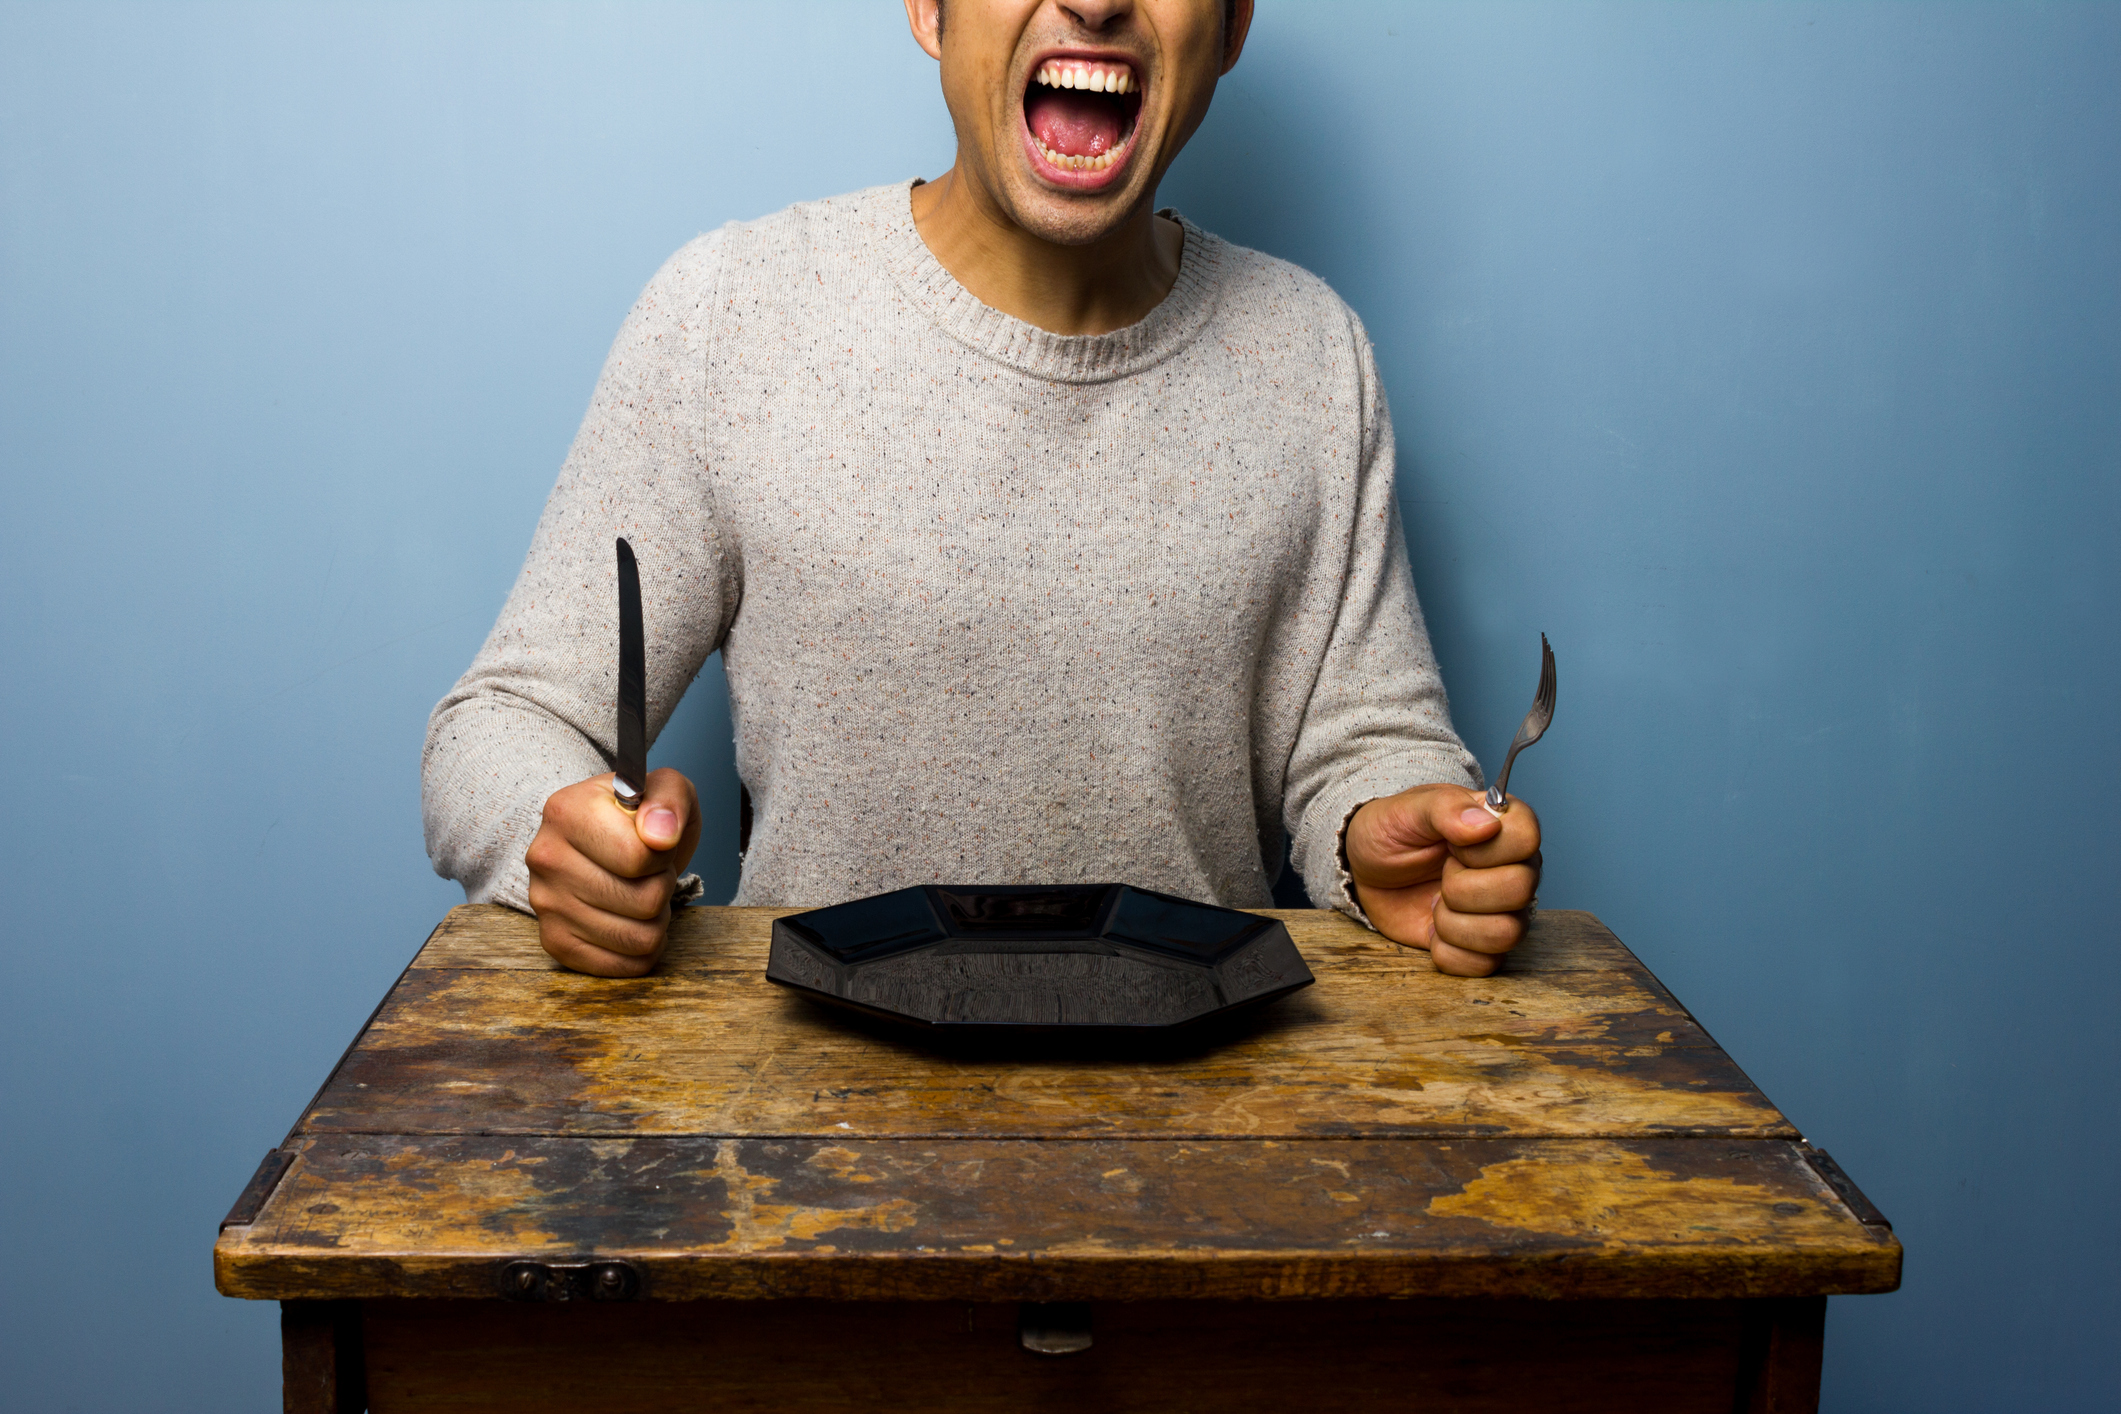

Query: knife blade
[{"left": 612, "top": 537, "right": 647, "bottom": 811}]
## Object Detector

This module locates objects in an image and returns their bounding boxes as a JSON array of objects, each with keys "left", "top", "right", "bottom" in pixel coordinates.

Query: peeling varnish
[
  {"left": 807, "top": 1145, "right": 881, "bottom": 1183},
  {"left": 1427, "top": 1144, "right": 1850, "bottom": 1246},
  {"left": 710, "top": 1141, "right": 920, "bottom": 1250},
  {"left": 260, "top": 1146, "right": 567, "bottom": 1253}
]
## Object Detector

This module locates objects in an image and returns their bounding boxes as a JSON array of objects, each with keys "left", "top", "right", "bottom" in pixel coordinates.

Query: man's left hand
[{"left": 1344, "top": 785, "right": 1542, "bottom": 977}]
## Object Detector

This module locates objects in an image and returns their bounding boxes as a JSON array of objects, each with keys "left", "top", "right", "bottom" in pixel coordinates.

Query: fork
[{"left": 1484, "top": 634, "right": 1556, "bottom": 816}]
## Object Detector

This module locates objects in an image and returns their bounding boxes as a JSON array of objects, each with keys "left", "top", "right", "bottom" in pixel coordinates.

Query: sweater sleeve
[
  {"left": 1284, "top": 322, "right": 1483, "bottom": 922},
  {"left": 422, "top": 232, "right": 738, "bottom": 911}
]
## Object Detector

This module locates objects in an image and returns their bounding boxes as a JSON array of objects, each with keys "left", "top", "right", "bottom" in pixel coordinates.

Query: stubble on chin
[{"left": 991, "top": 149, "right": 1158, "bottom": 248}]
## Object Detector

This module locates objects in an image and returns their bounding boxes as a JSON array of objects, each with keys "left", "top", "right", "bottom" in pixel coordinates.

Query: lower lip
[{"left": 1020, "top": 120, "right": 1136, "bottom": 193}]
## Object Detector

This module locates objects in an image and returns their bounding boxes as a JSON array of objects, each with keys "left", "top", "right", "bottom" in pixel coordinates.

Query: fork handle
[{"left": 1484, "top": 742, "right": 1527, "bottom": 816}]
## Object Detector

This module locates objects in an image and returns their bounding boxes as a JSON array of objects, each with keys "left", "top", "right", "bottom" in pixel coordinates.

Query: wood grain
[
  {"left": 327, "top": 907, "right": 1786, "bottom": 1142},
  {"left": 358, "top": 1296, "right": 1784, "bottom": 1414},
  {"left": 216, "top": 1135, "right": 1898, "bottom": 1302}
]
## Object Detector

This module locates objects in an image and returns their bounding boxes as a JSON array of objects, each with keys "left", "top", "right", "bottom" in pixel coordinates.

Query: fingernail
[
  {"left": 644, "top": 807, "right": 679, "bottom": 841},
  {"left": 1459, "top": 807, "right": 1493, "bottom": 829}
]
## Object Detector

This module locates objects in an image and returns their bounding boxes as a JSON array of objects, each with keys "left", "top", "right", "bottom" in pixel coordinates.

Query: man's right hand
[{"left": 525, "top": 768, "right": 700, "bottom": 976}]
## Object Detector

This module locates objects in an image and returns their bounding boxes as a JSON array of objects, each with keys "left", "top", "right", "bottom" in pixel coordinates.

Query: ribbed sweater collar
[{"left": 867, "top": 179, "right": 1227, "bottom": 385}]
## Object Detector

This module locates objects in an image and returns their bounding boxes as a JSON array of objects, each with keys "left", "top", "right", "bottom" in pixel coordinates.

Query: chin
[{"left": 1000, "top": 177, "right": 1147, "bottom": 248}]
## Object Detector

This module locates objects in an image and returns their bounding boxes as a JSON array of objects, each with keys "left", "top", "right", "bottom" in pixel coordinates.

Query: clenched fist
[
  {"left": 525, "top": 768, "right": 701, "bottom": 976},
  {"left": 1344, "top": 785, "right": 1542, "bottom": 977}
]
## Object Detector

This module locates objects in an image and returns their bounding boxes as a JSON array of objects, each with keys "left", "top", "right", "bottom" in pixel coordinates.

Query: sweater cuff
[{"left": 1332, "top": 798, "right": 1379, "bottom": 931}]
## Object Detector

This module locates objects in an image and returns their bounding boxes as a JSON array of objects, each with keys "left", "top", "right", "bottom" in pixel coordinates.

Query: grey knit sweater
[{"left": 423, "top": 181, "right": 1480, "bottom": 917}]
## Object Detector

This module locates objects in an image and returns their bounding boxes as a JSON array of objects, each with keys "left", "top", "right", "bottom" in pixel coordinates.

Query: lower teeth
[{"left": 1037, "top": 139, "right": 1123, "bottom": 172}]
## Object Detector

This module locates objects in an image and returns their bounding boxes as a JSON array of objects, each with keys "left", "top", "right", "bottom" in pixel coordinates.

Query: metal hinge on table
[
  {"left": 1798, "top": 1144, "right": 1891, "bottom": 1230},
  {"left": 220, "top": 1149, "right": 298, "bottom": 1230},
  {"left": 498, "top": 1259, "right": 644, "bottom": 1302}
]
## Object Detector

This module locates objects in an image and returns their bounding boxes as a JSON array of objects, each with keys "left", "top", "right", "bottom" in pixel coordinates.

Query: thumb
[
  {"left": 634, "top": 776, "right": 690, "bottom": 852},
  {"left": 1423, "top": 786, "right": 1503, "bottom": 852},
  {"left": 1348, "top": 783, "right": 1497, "bottom": 886}
]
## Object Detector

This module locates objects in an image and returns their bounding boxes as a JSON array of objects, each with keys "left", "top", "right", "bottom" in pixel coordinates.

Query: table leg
[
  {"left": 282, "top": 1299, "right": 366, "bottom": 1414},
  {"left": 1737, "top": 1296, "right": 1826, "bottom": 1414}
]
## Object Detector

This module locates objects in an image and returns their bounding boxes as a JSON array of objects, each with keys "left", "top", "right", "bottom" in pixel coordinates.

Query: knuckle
[
  {"left": 609, "top": 875, "right": 670, "bottom": 921},
  {"left": 601, "top": 833, "right": 651, "bottom": 875},
  {"left": 605, "top": 917, "right": 665, "bottom": 957},
  {"left": 1437, "top": 906, "right": 1519, "bottom": 955},
  {"left": 560, "top": 942, "right": 650, "bottom": 979},
  {"left": 539, "top": 924, "right": 590, "bottom": 966},
  {"left": 1436, "top": 947, "right": 1500, "bottom": 978}
]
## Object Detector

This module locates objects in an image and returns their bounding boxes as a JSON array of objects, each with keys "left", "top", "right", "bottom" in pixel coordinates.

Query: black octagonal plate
[{"left": 765, "top": 884, "right": 1314, "bottom": 1031}]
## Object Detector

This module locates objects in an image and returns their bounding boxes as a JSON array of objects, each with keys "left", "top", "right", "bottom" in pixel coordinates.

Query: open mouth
[{"left": 1022, "top": 57, "right": 1142, "bottom": 183}]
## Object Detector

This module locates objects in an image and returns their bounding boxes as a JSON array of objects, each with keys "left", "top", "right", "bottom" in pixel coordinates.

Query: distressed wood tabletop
[{"left": 214, "top": 906, "right": 1899, "bottom": 1303}]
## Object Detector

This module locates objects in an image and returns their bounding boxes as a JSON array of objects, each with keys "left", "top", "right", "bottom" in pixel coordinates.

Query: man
[{"left": 424, "top": 0, "right": 1541, "bottom": 979}]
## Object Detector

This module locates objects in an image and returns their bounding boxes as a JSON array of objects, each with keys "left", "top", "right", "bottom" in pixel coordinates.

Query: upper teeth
[{"left": 1035, "top": 61, "right": 1136, "bottom": 95}]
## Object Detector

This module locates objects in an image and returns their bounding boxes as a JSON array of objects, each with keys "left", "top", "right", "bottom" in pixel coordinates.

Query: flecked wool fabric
[{"left": 423, "top": 181, "right": 1481, "bottom": 917}]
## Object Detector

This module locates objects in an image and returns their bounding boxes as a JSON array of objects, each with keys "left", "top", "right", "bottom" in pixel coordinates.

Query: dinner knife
[{"left": 612, "top": 537, "right": 647, "bottom": 812}]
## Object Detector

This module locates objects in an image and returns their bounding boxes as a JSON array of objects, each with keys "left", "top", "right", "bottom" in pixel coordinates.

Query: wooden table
[{"left": 215, "top": 906, "right": 1899, "bottom": 1413}]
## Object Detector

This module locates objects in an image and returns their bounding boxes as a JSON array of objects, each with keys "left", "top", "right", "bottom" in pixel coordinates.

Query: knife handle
[{"left": 612, "top": 776, "right": 643, "bottom": 813}]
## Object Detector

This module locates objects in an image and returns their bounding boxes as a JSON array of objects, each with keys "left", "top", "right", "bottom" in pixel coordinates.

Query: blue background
[{"left": 1, "top": 2, "right": 2114, "bottom": 1409}]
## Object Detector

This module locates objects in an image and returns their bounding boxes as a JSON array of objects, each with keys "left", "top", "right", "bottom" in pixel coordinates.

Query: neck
[{"left": 910, "top": 165, "right": 1184, "bottom": 337}]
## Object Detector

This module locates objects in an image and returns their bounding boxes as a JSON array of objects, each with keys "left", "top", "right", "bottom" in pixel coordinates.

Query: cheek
[
  {"left": 1146, "top": 67, "right": 1220, "bottom": 152},
  {"left": 1162, "top": 10, "right": 1230, "bottom": 90},
  {"left": 937, "top": 40, "right": 1011, "bottom": 125}
]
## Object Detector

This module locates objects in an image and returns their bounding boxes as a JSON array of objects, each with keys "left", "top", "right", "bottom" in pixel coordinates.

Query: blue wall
[{"left": 1, "top": 3, "right": 2113, "bottom": 1409}]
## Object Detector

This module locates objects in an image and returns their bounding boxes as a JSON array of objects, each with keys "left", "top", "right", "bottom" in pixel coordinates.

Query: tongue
[{"left": 1026, "top": 88, "right": 1123, "bottom": 157}]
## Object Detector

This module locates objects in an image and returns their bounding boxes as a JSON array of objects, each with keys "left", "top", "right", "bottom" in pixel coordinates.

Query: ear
[
  {"left": 905, "top": 0, "right": 944, "bottom": 62},
  {"left": 1221, "top": 0, "right": 1255, "bottom": 75}
]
